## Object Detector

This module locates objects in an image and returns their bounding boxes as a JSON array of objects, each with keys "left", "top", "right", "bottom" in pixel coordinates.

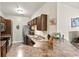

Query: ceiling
[
  {"left": 63, "top": 2, "right": 79, "bottom": 9},
  {"left": 0, "top": 2, "right": 45, "bottom": 17},
  {"left": 1, "top": 2, "right": 79, "bottom": 18}
]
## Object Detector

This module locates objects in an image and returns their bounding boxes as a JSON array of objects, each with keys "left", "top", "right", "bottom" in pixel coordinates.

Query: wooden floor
[{"left": 6, "top": 40, "right": 79, "bottom": 57}]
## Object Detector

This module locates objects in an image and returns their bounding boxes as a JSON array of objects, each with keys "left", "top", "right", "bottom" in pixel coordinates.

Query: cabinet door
[
  {"left": 1, "top": 19, "right": 12, "bottom": 35},
  {"left": 31, "top": 20, "right": 34, "bottom": 25},
  {"left": 2, "top": 43, "right": 6, "bottom": 57},
  {"left": 41, "top": 14, "right": 47, "bottom": 31},
  {"left": 6, "top": 20, "right": 11, "bottom": 34},
  {"left": 37, "top": 16, "right": 41, "bottom": 30},
  {"left": 37, "top": 14, "right": 47, "bottom": 31},
  {"left": 0, "top": 46, "right": 1, "bottom": 57},
  {"left": 33, "top": 18, "right": 37, "bottom": 25}
]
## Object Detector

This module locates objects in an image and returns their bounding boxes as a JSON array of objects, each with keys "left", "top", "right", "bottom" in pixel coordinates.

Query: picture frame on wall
[{"left": 71, "top": 17, "right": 79, "bottom": 27}]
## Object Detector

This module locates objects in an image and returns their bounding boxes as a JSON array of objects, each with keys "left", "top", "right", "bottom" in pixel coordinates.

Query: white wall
[
  {"left": 4, "top": 15, "right": 29, "bottom": 43},
  {"left": 31, "top": 2, "right": 57, "bottom": 37},
  {"left": 57, "top": 3, "right": 79, "bottom": 41},
  {"left": 0, "top": 4, "right": 4, "bottom": 17},
  {"left": 0, "top": 9, "right": 4, "bottom": 16},
  {"left": 0, "top": 11, "right": 3, "bottom": 16}
]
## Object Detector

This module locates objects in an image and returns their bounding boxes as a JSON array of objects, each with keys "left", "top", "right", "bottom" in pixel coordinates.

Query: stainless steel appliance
[
  {"left": 22, "top": 25, "right": 30, "bottom": 44},
  {"left": 22, "top": 25, "right": 35, "bottom": 45}
]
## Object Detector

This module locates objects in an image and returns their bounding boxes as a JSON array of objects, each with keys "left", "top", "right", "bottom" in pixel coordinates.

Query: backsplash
[{"left": 35, "top": 30, "right": 47, "bottom": 38}]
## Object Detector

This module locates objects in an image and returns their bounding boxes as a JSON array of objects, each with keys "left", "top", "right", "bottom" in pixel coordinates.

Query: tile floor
[{"left": 6, "top": 40, "right": 79, "bottom": 57}]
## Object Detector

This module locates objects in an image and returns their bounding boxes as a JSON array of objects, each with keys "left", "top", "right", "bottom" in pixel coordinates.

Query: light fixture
[
  {"left": 16, "top": 3, "right": 24, "bottom": 14},
  {"left": 16, "top": 7, "right": 24, "bottom": 14}
]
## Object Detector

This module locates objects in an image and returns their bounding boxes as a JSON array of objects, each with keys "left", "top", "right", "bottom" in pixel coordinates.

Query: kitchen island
[{"left": 6, "top": 39, "right": 79, "bottom": 57}]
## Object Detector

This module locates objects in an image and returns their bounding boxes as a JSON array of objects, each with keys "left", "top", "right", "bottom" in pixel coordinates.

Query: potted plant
[{"left": 53, "top": 33, "right": 61, "bottom": 40}]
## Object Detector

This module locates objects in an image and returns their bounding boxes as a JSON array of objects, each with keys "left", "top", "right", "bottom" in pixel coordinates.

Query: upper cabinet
[
  {"left": 28, "top": 21, "right": 31, "bottom": 26},
  {"left": 37, "top": 14, "right": 47, "bottom": 31},
  {"left": 37, "top": 16, "right": 41, "bottom": 30},
  {"left": 0, "top": 16, "right": 12, "bottom": 35},
  {"left": 33, "top": 17, "right": 37, "bottom": 25},
  {"left": 28, "top": 14, "right": 47, "bottom": 31},
  {"left": 2, "top": 19, "right": 12, "bottom": 34},
  {"left": 28, "top": 18, "right": 37, "bottom": 26}
]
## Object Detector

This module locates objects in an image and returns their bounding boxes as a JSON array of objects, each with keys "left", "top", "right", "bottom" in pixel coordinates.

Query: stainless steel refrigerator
[{"left": 22, "top": 25, "right": 30, "bottom": 44}]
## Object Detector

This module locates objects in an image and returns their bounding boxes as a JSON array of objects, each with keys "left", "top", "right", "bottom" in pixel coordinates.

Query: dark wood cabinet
[
  {"left": 37, "top": 16, "right": 41, "bottom": 30},
  {"left": 0, "top": 46, "right": 1, "bottom": 57},
  {"left": 28, "top": 17, "right": 37, "bottom": 26},
  {"left": 0, "top": 41, "right": 7, "bottom": 57},
  {"left": 31, "top": 20, "right": 34, "bottom": 25},
  {"left": 1, "top": 19, "right": 12, "bottom": 35},
  {"left": 28, "top": 21, "right": 32, "bottom": 26},
  {"left": 33, "top": 17, "right": 37, "bottom": 25},
  {"left": 28, "top": 14, "right": 47, "bottom": 31},
  {"left": 1, "top": 19, "right": 12, "bottom": 54},
  {"left": 0, "top": 16, "right": 12, "bottom": 57},
  {"left": 1, "top": 42, "right": 7, "bottom": 57},
  {"left": 37, "top": 14, "right": 47, "bottom": 31},
  {"left": 0, "top": 37, "right": 12, "bottom": 57}
]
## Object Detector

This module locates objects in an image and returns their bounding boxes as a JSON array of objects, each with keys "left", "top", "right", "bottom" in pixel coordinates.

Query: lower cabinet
[
  {"left": 1, "top": 42, "right": 7, "bottom": 57},
  {"left": 0, "top": 41, "right": 7, "bottom": 57},
  {"left": 0, "top": 37, "right": 12, "bottom": 57},
  {"left": 0, "top": 47, "right": 1, "bottom": 57}
]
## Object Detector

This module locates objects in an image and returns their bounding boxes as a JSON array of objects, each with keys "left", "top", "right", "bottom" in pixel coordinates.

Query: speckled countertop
[{"left": 6, "top": 40, "right": 79, "bottom": 57}]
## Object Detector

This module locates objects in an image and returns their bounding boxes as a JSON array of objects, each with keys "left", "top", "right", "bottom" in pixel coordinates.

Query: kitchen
[
  {"left": 1, "top": 2, "right": 79, "bottom": 57},
  {"left": 0, "top": 2, "right": 56, "bottom": 57}
]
